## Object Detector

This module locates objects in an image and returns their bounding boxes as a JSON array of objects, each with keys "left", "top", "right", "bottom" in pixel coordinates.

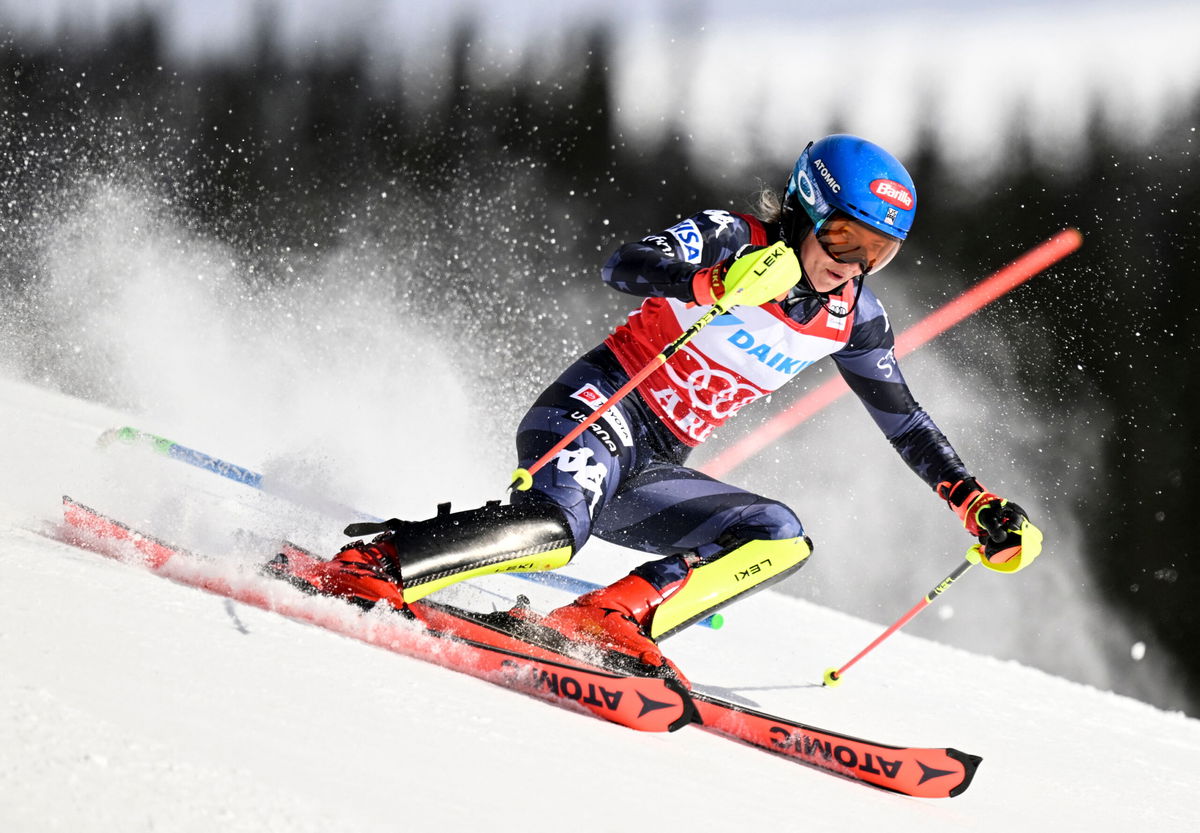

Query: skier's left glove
[{"left": 937, "top": 477, "right": 1043, "bottom": 573}]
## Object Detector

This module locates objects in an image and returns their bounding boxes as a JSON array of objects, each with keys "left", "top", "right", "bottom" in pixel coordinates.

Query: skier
[{"left": 276, "top": 134, "right": 1043, "bottom": 674}]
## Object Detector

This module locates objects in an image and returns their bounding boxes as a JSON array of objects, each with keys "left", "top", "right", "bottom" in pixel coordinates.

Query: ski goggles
[{"left": 815, "top": 213, "right": 903, "bottom": 275}]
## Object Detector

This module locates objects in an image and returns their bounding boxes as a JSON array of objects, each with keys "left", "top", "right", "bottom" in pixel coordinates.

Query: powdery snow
[{"left": 2, "top": 372, "right": 1198, "bottom": 833}]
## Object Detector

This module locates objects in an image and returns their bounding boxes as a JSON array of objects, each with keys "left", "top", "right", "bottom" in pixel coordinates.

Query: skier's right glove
[
  {"left": 692, "top": 241, "right": 802, "bottom": 310},
  {"left": 937, "top": 477, "right": 1043, "bottom": 573}
]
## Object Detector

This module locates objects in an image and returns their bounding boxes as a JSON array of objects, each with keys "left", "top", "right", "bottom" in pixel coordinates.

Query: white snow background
[{"left": 2, "top": 182, "right": 1199, "bottom": 832}]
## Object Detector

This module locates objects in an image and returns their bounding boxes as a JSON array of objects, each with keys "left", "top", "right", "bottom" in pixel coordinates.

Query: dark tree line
[{"left": 2, "top": 14, "right": 1197, "bottom": 709}]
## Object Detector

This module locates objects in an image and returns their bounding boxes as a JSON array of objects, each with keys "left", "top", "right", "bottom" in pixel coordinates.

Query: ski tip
[
  {"left": 822, "top": 667, "right": 842, "bottom": 687},
  {"left": 946, "top": 749, "right": 984, "bottom": 797}
]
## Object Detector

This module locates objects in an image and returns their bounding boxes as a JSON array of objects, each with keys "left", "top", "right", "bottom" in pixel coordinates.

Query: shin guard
[
  {"left": 648, "top": 536, "right": 813, "bottom": 641},
  {"left": 347, "top": 501, "right": 576, "bottom": 604}
]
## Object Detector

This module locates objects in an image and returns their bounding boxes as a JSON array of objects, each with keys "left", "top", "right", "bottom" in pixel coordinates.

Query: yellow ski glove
[
  {"left": 938, "top": 478, "right": 1043, "bottom": 573},
  {"left": 693, "top": 241, "right": 802, "bottom": 310}
]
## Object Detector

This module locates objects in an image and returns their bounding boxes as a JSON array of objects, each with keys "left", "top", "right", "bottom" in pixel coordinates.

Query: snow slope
[{"left": 3, "top": 368, "right": 1199, "bottom": 831}]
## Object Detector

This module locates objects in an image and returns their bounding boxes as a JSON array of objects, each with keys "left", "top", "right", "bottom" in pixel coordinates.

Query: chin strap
[{"left": 785, "top": 271, "right": 866, "bottom": 319}]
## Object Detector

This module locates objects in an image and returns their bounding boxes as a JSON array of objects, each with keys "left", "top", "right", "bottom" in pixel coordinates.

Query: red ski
[
  {"left": 691, "top": 693, "right": 979, "bottom": 797},
  {"left": 59, "top": 495, "right": 981, "bottom": 797},
  {"left": 59, "top": 496, "right": 694, "bottom": 733}
]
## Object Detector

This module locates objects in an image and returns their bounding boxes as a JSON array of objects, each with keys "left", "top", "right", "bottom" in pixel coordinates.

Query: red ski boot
[
  {"left": 267, "top": 536, "right": 407, "bottom": 611},
  {"left": 539, "top": 574, "right": 687, "bottom": 682}
]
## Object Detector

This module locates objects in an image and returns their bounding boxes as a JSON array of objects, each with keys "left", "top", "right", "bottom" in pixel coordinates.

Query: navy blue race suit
[{"left": 513, "top": 208, "right": 971, "bottom": 591}]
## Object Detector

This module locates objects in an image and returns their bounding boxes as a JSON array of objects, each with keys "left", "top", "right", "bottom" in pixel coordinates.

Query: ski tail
[
  {"left": 690, "top": 692, "right": 980, "bottom": 797},
  {"left": 62, "top": 495, "right": 184, "bottom": 569}
]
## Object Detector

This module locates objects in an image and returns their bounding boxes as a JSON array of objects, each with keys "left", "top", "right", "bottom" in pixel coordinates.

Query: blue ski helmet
[{"left": 782, "top": 134, "right": 916, "bottom": 246}]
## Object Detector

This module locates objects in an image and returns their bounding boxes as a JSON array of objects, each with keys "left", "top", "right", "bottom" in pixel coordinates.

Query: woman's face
[{"left": 798, "top": 229, "right": 863, "bottom": 293}]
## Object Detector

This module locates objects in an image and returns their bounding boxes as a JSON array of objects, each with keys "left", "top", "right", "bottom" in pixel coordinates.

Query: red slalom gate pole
[{"left": 700, "top": 228, "right": 1083, "bottom": 480}]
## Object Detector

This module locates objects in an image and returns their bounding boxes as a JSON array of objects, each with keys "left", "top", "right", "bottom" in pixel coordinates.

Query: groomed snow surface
[{"left": 3, "top": 375, "right": 1199, "bottom": 832}]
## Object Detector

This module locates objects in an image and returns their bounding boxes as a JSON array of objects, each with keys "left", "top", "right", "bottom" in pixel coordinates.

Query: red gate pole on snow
[{"left": 700, "top": 228, "right": 1084, "bottom": 480}]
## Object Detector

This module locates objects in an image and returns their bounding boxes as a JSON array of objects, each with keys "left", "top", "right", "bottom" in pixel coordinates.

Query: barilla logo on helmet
[{"left": 870, "top": 179, "right": 913, "bottom": 210}]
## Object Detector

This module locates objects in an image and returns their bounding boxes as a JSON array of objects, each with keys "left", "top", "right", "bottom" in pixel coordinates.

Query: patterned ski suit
[{"left": 513, "top": 208, "right": 971, "bottom": 591}]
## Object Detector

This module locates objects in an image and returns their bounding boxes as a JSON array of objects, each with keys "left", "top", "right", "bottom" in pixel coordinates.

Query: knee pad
[{"left": 649, "top": 536, "right": 813, "bottom": 641}]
